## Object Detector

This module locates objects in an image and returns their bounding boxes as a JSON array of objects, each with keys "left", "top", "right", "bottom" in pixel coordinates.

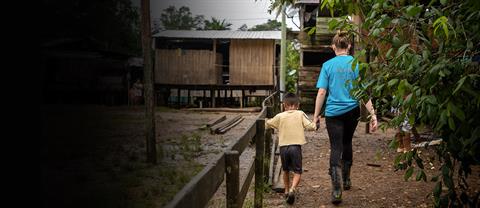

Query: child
[
  {"left": 391, "top": 103, "right": 412, "bottom": 153},
  {"left": 265, "top": 92, "right": 316, "bottom": 204}
]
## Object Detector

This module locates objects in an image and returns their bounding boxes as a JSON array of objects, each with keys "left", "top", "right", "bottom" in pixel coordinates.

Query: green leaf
[
  {"left": 372, "top": 28, "right": 381, "bottom": 37},
  {"left": 406, "top": 5, "right": 422, "bottom": 17},
  {"left": 328, "top": 18, "right": 339, "bottom": 31},
  {"left": 443, "top": 174, "right": 454, "bottom": 188},
  {"left": 440, "top": 0, "right": 447, "bottom": 5},
  {"left": 307, "top": 27, "right": 316, "bottom": 36},
  {"left": 405, "top": 93, "right": 413, "bottom": 105},
  {"left": 388, "top": 79, "right": 399, "bottom": 87},
  {"left": 439, "top": 70, "right": 445, "bottom": 77},
  {"left": 416, "top": 170, "right": 426, "bottom": 181},
  {"left": 433, "top": 16, "right": 449, "bottom": 39},
  {"left": 386, "top": 48, "right": 394, "bottom": 59},
  {"left": 453, "top": 76, "right": 467, "bottom": 95},
  {"left": 406, "top": 151, "right": 414, "bottom": 162},
  {"left": 416, "top": 170, "right": 422, "bottom": 181},
  {"left": 448, "top": 117, "right": 455, "bottom": 130},
  {"left": 448, "top": 102, "right": 465, "bottom": 121},
  {"left": 422, "top": 49, "right": 430, "bottom": 59},
  {"left": 389, "top": 137, "right": 399, "bottom": 149},
  {"left": 394, "top": 153, "right": 403, "bottom": 165},
  {"left": 433, "top": 181, "right": 442, "bottom": 197},
  {"left": 404, "top": 166, "right": 414, "bottom": 181},
  {"left": 396, "top": 44, "right": 410, "bottom": 57},
  {"left": 392, "top": 36, "right": 401, "bottom": 48}
]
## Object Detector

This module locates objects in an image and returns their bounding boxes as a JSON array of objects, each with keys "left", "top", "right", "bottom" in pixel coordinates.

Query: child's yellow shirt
[{"left": 265, "top": 110, "right": 316, "bottom": 147}]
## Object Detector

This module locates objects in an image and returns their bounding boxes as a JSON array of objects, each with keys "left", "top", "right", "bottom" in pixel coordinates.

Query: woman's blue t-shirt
[{"left": 316, "top": 55, "right": 359, "bottom": 117}]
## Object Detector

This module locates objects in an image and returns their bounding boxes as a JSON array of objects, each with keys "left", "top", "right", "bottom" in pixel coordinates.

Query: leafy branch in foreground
[{"left": 324, "top": 0, "right": 480, "bottom": 207}]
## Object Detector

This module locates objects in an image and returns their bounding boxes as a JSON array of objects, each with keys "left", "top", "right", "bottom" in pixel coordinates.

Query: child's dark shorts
[{"left": 279, "top": 145, "right": 302, "bottom": 174}]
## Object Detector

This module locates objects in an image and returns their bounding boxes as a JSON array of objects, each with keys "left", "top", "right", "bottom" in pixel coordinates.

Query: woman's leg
[
  {"left": 341, "top": 107, "right": 359, "bottom": 190},
  {"left": 326, "top": 116, "right": 344, "bottom": 204},
  {"left": 326, "top": 117, "right": 344, "bottom": 168}
]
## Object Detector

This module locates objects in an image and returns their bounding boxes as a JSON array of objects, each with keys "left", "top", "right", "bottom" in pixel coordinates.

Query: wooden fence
[{"left": 165, "top": 91, "right": 280, "bottom": 208}]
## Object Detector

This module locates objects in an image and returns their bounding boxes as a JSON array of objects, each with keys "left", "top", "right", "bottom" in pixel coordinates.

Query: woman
[{"left": 312, "top": 31, "right": 378, "bottom": 204}]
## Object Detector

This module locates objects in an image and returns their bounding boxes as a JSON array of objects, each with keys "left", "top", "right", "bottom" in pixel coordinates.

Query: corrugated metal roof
[{"left": 153, "top": 30, "right": 281, "bottom": 40}]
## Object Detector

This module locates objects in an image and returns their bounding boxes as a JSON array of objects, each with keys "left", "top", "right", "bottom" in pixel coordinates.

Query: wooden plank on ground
[
  {"left": 217, "top": 117, "right": 245, "bottom": 134},
  {"left": 210, "top": 115, "right": 242, "bottom": 134},
  {"left": 206, "top": 115, "right": 226, "bottom": 127}
]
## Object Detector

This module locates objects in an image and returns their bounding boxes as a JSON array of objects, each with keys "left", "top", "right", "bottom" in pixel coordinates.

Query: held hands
[{"left": 313, "top": 116, "right": 320, "bottom": 131}]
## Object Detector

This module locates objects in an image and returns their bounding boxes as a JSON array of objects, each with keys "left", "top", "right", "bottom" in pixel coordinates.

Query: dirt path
[{"left": 264, "top": 117, "right": 438, "bottom": 208}]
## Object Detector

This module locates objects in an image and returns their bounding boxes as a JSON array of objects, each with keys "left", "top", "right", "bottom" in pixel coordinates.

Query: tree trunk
[{"left": 141, "top": 0, "right": 156, "bottom": 164}]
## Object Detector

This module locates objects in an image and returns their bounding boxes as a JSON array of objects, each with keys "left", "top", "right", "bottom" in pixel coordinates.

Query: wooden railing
[{"left": 165, "top": 91, "right": 280, "bottom": 208}]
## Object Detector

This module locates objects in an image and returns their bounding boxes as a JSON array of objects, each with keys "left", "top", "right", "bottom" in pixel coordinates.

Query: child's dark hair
[
  {"left": 332, "top": 31, "right": 351, "bottom": 49},
  {"left": 283, "top": 92, "right": 299, "bottom": 106}
]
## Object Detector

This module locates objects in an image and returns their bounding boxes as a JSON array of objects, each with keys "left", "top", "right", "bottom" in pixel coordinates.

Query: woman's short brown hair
[{"left": 332, "top": 31, "right": 351, "bottom": 49}]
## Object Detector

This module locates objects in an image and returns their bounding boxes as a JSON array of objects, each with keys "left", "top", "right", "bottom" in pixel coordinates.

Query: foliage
[
  {"left": 157, "top": 6, "right": 204, "bottom": 30},
  {"left": 248, "top": 19, "right": 284, "bottom": 31},
  {"left": 264, "top": 0, "right": 297, "bottom": 17},
  {"left": 42, "top": 0, "right": 141, "bottom": 54},
  {"left": 286, "top": 41, "right": 300, "bottom": 93},
  {"left": 238, "top": 24, "right": 249, "bottom": 31},
  {"left": 203, "top": 17, "right": 232, "bottom": 30},
  {"left": 324, "top": 0, "right": 480, "bottom": 207}
]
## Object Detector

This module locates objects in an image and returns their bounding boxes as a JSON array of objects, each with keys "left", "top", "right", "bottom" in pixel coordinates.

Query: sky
[{"left": 132, "top": 0, "right": 300, "bottom": 31}]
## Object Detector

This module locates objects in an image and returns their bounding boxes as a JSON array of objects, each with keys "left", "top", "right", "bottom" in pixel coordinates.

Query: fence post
[
  {"left": 226, "top": 150, "right": 240, "bottom": 208},
  {"left": 254, "top": 119, "right": 265, "bottom": 208}
]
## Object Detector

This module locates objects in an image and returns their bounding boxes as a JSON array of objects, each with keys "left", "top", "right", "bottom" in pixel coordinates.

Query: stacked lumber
[
  {"left": 207, "top": 115, "right": 226, "bottom": 127},
  {"left": 199, "top": 115, "right": 226, "bottom": 130},
  {"left": 210, "top": 115, "right": 243, "bottom": 134}
]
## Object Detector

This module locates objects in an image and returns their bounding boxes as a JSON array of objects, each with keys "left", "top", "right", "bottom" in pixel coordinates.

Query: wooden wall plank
[
  {"left": 229, "top": 39, "right": 274, "bottom": 85},
  {"left": 155, "top": 49, "right": 222, "bottom": 85}
]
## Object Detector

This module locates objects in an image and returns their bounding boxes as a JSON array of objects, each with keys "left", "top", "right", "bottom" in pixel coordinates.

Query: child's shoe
[{"left": 286, "top": 188, "right": 295, "bottom": 205}]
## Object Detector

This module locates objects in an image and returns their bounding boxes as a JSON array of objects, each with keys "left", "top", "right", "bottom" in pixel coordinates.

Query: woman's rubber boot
[
  {"left": 330, "top": 166, "right": 343, "bottom": 204},
  {"left": 342, "top": 160, "right": 352, "bottom": 190}
]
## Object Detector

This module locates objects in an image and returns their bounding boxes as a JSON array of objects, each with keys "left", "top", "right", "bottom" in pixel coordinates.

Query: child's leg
[
  {"left": 291, "top": 173, "right": 301, "bottom": 191},
  {"left": 283, "top": 171, "right": 290, "bottom": 194},
  {"left": 396, "top": 129, "right": 404, "bottom": 152},
  {"left": 403, "top": 132, "right": 412, "bottom": 152}
]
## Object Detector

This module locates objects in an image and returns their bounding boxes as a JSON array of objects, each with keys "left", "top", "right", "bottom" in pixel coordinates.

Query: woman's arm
[
  {"left": 313, "top": 88, "right": 327, "bottom": 124},
  {"left": 364, "top": 99, "right": 378, "bottom": 132}
]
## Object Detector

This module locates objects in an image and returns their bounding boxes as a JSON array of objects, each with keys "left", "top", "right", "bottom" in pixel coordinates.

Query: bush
[{"left": 323, "top": 0, "right": 480, "bottom": 206}]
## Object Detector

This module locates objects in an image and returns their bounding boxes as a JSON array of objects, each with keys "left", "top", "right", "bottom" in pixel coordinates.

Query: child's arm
[
  {"left": 301, "top": 112, "right": 316, "bottom": 131},
  {"left": 265, "top": 114, "right": 280, "bottom": 129}
]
